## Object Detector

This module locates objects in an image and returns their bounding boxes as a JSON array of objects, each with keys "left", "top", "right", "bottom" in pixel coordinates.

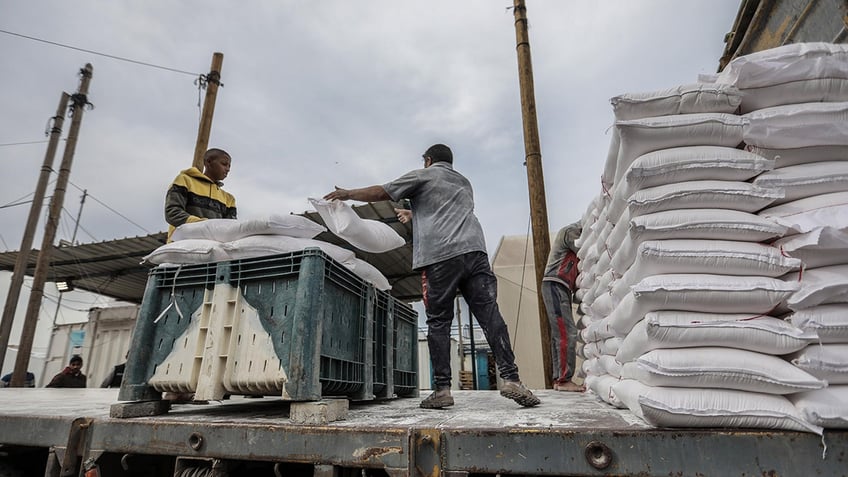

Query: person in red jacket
[
  {"left": 46, "top": 355, "right": 87, "bottom": 388},
  {"left": 542, "top": 222, "right": 585, "bottom": 392}
]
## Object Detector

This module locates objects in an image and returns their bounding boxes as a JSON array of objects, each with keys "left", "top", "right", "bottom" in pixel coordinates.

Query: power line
[
  {"left": 0, "top": 199, "right": 35, "bottom": 210},
  {"left": 0, "top": 28, "right": 201, "bottom": 77},
  {"left": 0, "top": 140, "right": 50, "bottom": 148},
  {"left": 66, "top": 180, "right": 151, "bottom": 235},
  {"left": 60, "top": 206, "right": 98, "bottom": 243}
]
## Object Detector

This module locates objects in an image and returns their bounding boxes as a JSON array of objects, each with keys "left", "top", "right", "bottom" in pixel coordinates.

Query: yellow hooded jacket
[{"left": 165, "top": 167, "right": 236, "bottom": 241}]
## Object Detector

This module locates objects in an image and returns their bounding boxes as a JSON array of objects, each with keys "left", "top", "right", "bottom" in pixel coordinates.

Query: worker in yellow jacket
[{"left": 164, "top": 148, "right": 237, "bottom": 242}]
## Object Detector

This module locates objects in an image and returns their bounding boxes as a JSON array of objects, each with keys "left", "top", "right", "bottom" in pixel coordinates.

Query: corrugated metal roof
[
  {"left": 0, "top": 201, "right": 421, "bottom": 304},
  {"left": 0, "top": 233, "right": 166, "bottom": 303}
]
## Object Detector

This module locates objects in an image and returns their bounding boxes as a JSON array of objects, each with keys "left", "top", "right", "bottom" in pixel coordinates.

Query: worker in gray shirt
[{"left": 324, "top": 143, "right": 539, "bottom": 409}]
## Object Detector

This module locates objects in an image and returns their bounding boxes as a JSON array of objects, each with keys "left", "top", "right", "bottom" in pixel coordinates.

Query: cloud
[{"left": 0, "top": 0, "right": 741, "bottom": 258}]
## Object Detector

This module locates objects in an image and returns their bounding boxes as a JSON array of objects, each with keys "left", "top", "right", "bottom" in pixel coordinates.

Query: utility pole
[
  {"left": 192, "top": 52, "right": 224, "bottom": 170},
  {"left": 512, "top": 0, "right": 553, "bottom": 387},
  {"left": 39, "top": 190, "right": 87, "bottom": 385},
  {"left": 11, "top": 64, "right": 93, "bottom": 387},
  {"left": 0, "top": 92, "right": 69, "bottom": 375}
]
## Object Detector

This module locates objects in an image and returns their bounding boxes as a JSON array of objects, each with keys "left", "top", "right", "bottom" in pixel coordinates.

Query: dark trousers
[
  {"left": 541, "top": 280, "right": 577, "bottom": 384},
  {"left": 422, "top": 251, "right": 520, "bottom": 389}
]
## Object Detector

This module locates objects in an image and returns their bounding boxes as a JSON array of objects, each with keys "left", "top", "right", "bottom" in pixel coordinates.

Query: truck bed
[{"left": 0, "top": 388, "right": 844, "bottom": 476}]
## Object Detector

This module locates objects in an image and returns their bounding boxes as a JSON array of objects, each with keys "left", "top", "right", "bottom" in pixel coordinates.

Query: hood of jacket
[{"left": 181, "top": 166, "right": 224, "bottom": 187}]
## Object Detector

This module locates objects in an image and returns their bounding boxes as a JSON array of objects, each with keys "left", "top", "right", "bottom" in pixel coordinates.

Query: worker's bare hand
[
  {"left": 394, "top": 208, "right": 412, "bottom": 224},
  {"left": 324, "top": 186, "right": 350, "bottom": 201}
]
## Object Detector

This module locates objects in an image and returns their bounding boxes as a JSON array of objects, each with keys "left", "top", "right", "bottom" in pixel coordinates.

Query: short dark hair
[
  {"left": 70, "top": 355, "right": 83, "bottom": 365},
  {"left": 204, "top": 148, "right": 231, "bottom": 162},
  {"left": 424, "top": 144, "right": 453, "bottom": 164}
]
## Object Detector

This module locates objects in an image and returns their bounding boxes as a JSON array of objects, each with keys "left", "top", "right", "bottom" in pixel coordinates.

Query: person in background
[
  {"left": 1, "top": 371, "right": 36, "bottom": 388},
  {"left": 164, "top": 148, "right": 237, "bottom": 242},
  {"left": 541, "top": 222, "right": 585, "bottom": 392},
  {"left": 324, "top": 143, "right": 540, "bottom": 409},
  {"left": 100, "top": 361, "right": 126, "bottom": 388},
  {"left": 46, "top": 355, "right": 87, "bottom": 388}
]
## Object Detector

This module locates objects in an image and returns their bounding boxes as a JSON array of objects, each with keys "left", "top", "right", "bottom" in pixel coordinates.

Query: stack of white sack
[
  {"left": 715, "top": 42, "right": 848, "bottom": 430},
  {"left": 142, "top": 211, "right": 399, "bottom": 291},
  {"left": 576, "top": 70, "right": 830, "bottom": 434}
]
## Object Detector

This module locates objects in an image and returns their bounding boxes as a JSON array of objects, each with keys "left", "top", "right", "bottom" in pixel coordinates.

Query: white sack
[
  {"left": 615, "top": 312, "right": 815, "bottom": 363},
  {"left": 599, "top": 354, "right": 623, "bottom": 379},
  {"left": 746, "top": 144, "right": 848, "bottom": 169},
  {"left": 606, "top": 274, "right": 800, "bottom": 336},
  {"left": 626, "top": 180, "right": 782, "bottom": 218},
  {"left": 581, "top": 318, "right": 617, "bottom": 344},
  {"left": 773, "top": 226, "right": 848, "bottom": 268},
  {"left": 610, "top": 209, "right": 788, "bottom": 274},
  {"left": 601, "top": 129, "right": 621, "bottom": 191},
  {"left": 143, "top": 239, "right": 229, "bottom": 265},
  {"left": 774, "top": 226, "right": 848, "bottom": 253},
  {"left": 585, "top": 374, "right": 627, "bottom": 408},
  {"left": 753, "top": 161, "right": 848, "bottom": 205},
  {"left": 608, "top": 147, "right": 774, "bottom": 222},
  {"left": 758, "top": 191, "right": 848, "bottom": 234},
  {"left": 620, "top": 347, "right": 825, "bottom": 395},
  {"left": 621, "top": 146, "right": 773, "bottom": 198},
  {"left": 347, "top": 258, "right": 391, "bottom": 291},
  {"left": 589, "top": 290, "right": 615, "bottom": 317},
  {"left": 615, "top": 113, "right": 746, "bottom": 184},
  {"left": 717, "top": 42, "right": 848, "bottom": 89},
  {"left": 743, "top": 102, "right": 848, "bottom": 148},
  {"left": 739, "top": 77, "right": 848, "bottom": 113},
  {"left": 582, "top": 341, "right": 603, "bottom": 360},
  {"left": 582, "top": 357, "right": 605, "bottom": 377},
  {"left": 171, "top": 215, "right": 326, "bottom": 242},
  {"left": 221, "top": 235, "right": 355, "bottom": 265},
  {"left": 782, "top": 248, "right": 848, "bottom": 269},
  {"left": 611, "top": 379, "right": 823, "bottom": 434},
  {"left": 790, "top": 385, "right": 848, "bottom": 429},
  {"left": 612, "top": 240, "right": 801, "bottom": 303},
  {"left": 790, "top": 344, "right": 848, "bottom": 384},
  {"left": 788, "top": 304, "right": 848, "bottom": 344},
  {"left": 784, "top": 264, "right": 848, "bottom": 310},
  {"left": 309, "top": 198, "right": 405, "bottom": 253},
  {"left": 610, "top": 83, "right": 742, "bottom": 121}
]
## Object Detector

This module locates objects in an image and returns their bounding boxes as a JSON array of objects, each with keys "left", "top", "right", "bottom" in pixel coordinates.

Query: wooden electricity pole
[
  {"left": 0, "top": 92, "right": 70, "bottom": 376},
  {"left": 11, "top": 64, "right": 93, "bottom": 387},
  {"left": 192, "top": 52, "right": 224, "bottom": 170},
  {"left": 512, "top": 0, "right": 553, "bottom": 387}
]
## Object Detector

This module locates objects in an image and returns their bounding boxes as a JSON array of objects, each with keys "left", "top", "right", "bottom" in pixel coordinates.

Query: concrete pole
[
  {"left": 192, "top": 52, "right": 224, "bottom": 170},
  {"left": 11, "top": 64, "right": 93, "bottom": 387},
  {"left": 39, "top": 190, "right": 87, "bottom": 385},
  {"left": 0, "top": 92, "right": 69, "bottom": 376},
  {"left": 512, "top": 0, "right": 553, "bottom": 387}
]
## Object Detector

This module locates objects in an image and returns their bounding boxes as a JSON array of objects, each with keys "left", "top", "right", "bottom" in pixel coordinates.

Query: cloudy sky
[{"left": 1, "top": 1, "right": 740, "bottom": 293}]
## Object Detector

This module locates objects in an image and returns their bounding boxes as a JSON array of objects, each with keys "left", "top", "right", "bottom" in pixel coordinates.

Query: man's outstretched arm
[{"left": 324, "top": 185, "right": 390, "bottom": 202}]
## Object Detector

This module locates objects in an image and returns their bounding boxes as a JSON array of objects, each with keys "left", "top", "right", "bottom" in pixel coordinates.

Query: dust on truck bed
[{"left": 0, "top": 388, "right": 844, "bottom": 476}]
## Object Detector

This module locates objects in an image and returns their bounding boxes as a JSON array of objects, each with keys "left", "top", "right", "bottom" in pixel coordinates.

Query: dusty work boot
[
  {"left": 500, "top": 381, "right": 541, "bottom": 407},
  {"left": 420, "top": 388, "right": 454, "bottom": 409}
]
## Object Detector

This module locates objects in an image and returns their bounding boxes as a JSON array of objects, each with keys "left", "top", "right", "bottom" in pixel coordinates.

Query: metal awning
[{"left": 0, "top": 201, "right": 421, "bottom": 304}]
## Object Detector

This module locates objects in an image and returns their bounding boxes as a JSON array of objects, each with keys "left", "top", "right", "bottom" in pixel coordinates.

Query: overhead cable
[{"left": 0, "top": 28, "right": 201, "bottom": 77}]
